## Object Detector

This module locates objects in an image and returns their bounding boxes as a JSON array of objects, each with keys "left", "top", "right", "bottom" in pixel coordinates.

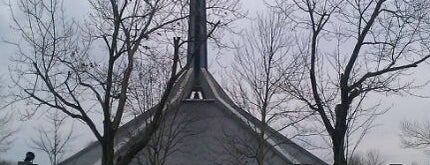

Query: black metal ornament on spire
[{"left": 187, "top": 0, "right": 207, "bottom": 71}]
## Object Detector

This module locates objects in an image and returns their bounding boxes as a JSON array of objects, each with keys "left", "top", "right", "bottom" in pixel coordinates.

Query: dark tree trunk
[
  {"left": 257, "top": 133, "right": 265, "bottom": 165},
  {"left": 332, "top": 134, "right": 347, "bottom": 165},
  {"left": 102, "top": 138, "right": 115, "bottom": 165},
  {"left": 332, "top": 103, "right": 348, "bottom": 165},
  {"left": 101, "top": 123, "right": 116, "bottom": 165}
]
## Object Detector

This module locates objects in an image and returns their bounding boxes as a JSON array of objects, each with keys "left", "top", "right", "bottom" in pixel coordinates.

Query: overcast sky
[{"left": 1, "top": 0, "right": 430, "bottom": 164}]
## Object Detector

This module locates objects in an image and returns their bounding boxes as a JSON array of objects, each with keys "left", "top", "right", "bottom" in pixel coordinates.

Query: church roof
[{"left": 60, "top": 69, "right": 327, "bottom": 165}]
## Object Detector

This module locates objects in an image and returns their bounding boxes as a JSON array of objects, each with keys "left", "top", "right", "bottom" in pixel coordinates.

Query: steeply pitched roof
[{"left": 60, "top": 69, "right": 327, "bottom": 165}]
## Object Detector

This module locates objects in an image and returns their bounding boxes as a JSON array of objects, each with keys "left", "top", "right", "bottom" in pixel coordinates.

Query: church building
[{"left": 59, "top": 0, "right": 327, "bottom": 164}]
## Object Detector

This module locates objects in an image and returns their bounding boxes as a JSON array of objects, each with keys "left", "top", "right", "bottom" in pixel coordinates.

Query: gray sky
[{"left": 1, "top": 0, "right": 430, "bottom": 164}]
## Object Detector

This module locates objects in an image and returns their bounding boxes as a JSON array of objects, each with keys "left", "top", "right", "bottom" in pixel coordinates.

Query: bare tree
[
  {"left": 270, "top": 0, "right": 430, "bottom": 164},
  {"left": 225, "top": 10, "right": 314, "bottom": 165},
  {"left": 400, "top": 119, "right": 430, "bottom": 150},
  {"left": 126, "top": 57, "right": 201, "bottom": 165},
  {"left": 0, "top": 77, "right": 14, "bottom": 154},
  {"left": 10, "top": 0, "right": 185, "bottom": 164},
  {"left": 8, "top": 0, "right": 241, "bottom": 165},
  {"left": 363, "top": 150, "right": 385, "bottom": 165},
  {"left": 0, "top": 111, "right": 13, "bottom": 154},
  {"left": 348, "top": 150, "right": 385, "bottom": 165},
  {"left": 30, "top": 111, "right": 74, "bottom": 165},
  {"left": 115, "top": 21, "right": 225, "bottom": 165},
  {"left": 139, "top": 108, "right": 199, "bottom": 165},
  {"left": 348, "top": 154, "right": 363, "bottom": 165}
]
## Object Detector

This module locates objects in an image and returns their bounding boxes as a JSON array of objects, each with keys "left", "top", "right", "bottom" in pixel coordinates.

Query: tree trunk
[
  {"left": 102, "top": 137, "right": 115, "bottom": 165},
  {"left": 333, "top": 103, "right": 348, "bottom": 165},
  {"left": 257, "top": 137, "right": 264, "bottom": 165},
  {"left": 332, "top": 134, "right": 347, "bottom": 165}
]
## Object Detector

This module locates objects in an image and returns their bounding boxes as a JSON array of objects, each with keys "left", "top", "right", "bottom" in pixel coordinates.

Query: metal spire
[{"left": 187, "top": 0, "right": 207, "bottom": 70}]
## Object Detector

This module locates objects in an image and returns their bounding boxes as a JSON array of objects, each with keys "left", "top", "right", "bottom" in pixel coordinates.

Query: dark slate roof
[
  {"left": 200, "top": 69, "right": 327, "bottom": 164},
  {"left": 60, "top": 69, "right": 327, "bottom": 165}
]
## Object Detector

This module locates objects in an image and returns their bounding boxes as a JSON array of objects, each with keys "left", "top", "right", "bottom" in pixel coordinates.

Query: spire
[{"left": 187, "top": 0, "right": 207, "bottom": 70}]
